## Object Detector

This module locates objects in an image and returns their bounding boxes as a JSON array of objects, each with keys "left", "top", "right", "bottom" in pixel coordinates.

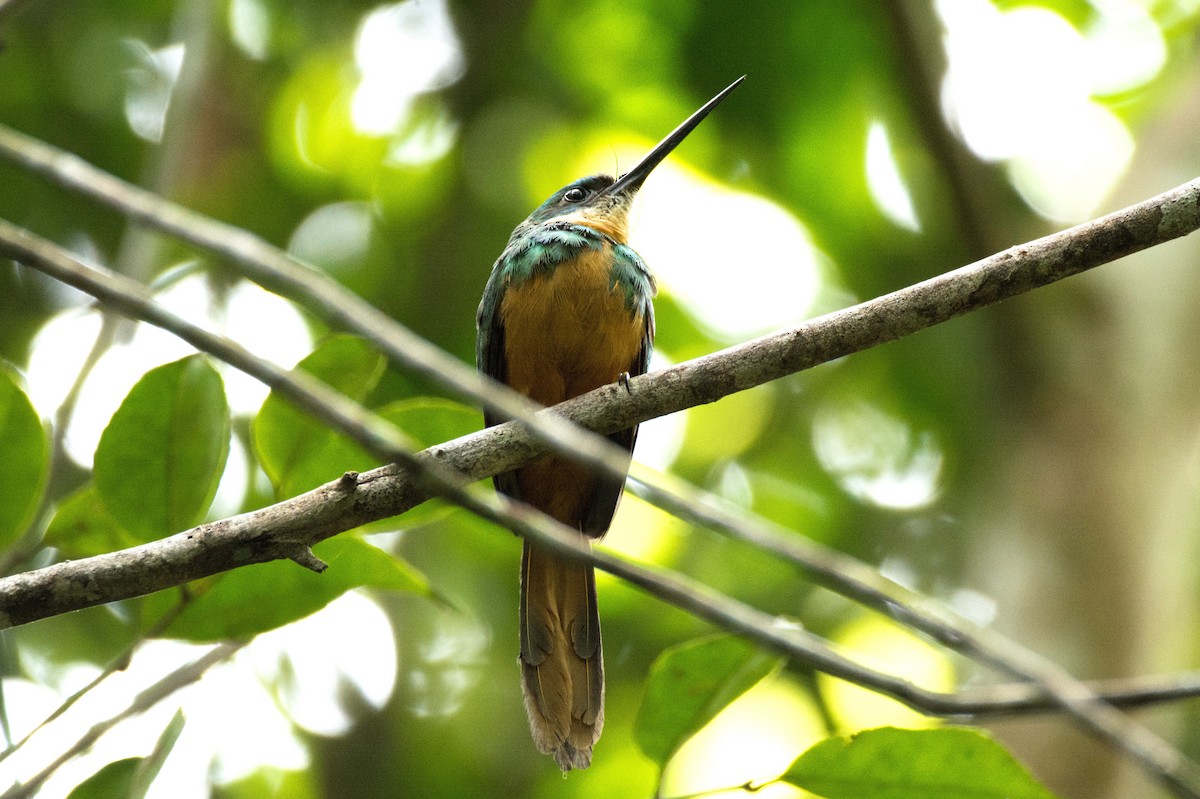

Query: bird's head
[{"left": 520, "top": 76, "right": 745, "bottom": 244}]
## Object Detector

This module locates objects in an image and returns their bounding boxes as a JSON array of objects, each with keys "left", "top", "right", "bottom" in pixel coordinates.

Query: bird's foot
[{"left": 618, "top": 372, "right": 632, "bottom": 393}]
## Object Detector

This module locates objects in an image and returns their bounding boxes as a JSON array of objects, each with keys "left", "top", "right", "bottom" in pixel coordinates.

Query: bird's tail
[{"left": 518, "top": 538, "right": 604, "bottom": 771}]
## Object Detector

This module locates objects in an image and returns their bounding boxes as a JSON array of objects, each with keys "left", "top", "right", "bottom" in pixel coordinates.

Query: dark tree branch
[
  {"left": 3, "top": 168, "right": 1198, "bottom": 624},
  {"left": 3, "top": 123, "right": 1194, "bottom": 553},
  {"left": 0, "top": 122, "right": 645, "bottom": 494}
]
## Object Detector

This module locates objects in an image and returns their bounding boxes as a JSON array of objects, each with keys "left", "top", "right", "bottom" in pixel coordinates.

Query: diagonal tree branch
[
  {"left": 5, "top": 124, "right": 1196, "bottom": 548},
  {"left": 0, "top": 122, "right": 644, "bottom": 492},
  {"left": 2, "top": 170, "right": 1198, "bottom": 622},
  {"left": 5, "top": 182, "right": 1200, "bottom": 793},
  {"left": 5, "top": 128, "right": 1200, "bottom": 691},
  {"left": 0, "top": 222, "right": 1015, "bottom": 730}
]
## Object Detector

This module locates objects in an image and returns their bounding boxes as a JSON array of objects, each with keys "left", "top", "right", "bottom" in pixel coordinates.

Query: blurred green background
[{"left": 2, "top": 0, "right": 1200, "bottom": 797}]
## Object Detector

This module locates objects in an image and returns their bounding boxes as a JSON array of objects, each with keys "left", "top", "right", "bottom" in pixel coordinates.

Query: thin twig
[
  {"left": 953, "top": 671, "right": 1200, "bottom": 717},
  {"left": 0, "top": 590, "right": 191, "bottom": 767},
  {"left": 0, "top": 640, "right": 244, "bottom": 799},
  {"left": 0, "top": 122, "right": 645, "bottom": 499}
]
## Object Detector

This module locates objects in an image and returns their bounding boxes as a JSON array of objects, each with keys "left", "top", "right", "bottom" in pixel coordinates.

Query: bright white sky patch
[
  {"left": 629, "top": 162, "right": 822, "bottom": 340},
  {"left": 351, "top": 0, "right": 465, "bottom": 135},
  {"left": 1084, "top": 2, "right": 1167, "bottom": 96},
  {"left": 1007, "top": 99, "right": 1134, "bottom": 221},
  {"left": 245, "top": 591, "right": 397, "bottom": 736},
  {"left": 385, "top": 106, "right": 459, "bottom": 167},
  {"left": 228, "top": 0, "right": 271, "bottom": 61},
  {"left": 288, "top": 201, "right": 374, "bottom": 274},
  {"left": 662, "top": 671, "right": 825, "bottom": 798},
  {"left": 25, "top": 273, "right": 311, "bottom": 468},
  {"left": 217, "top": 279, "right": 313, "bottom": 415},
  {"left": 937, "top": 0, "right": 1160, "bottom": 221},
  {"left": 812, "top": 400, "right": 943, "bottom": 511},
  {"left": 866, "top": 120, "right": 920, "bottom": 232},
  {"left": 123, "top": 41, "right": 185, "bottom": 143}
]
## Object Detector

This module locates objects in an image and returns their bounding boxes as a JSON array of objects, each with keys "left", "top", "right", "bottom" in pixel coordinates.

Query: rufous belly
[{"left": 499, "top": 246, "right": 645, "bottom": 527}]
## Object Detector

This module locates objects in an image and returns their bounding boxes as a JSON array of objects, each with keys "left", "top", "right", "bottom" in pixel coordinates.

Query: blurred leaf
[
  {"left": 362, "top": 397, "right": 483, "bottom": 530},
  {"left": 678, "top": 387, "right": 773, "bottom": 471},
  {"left": 130, "top": 710, "right": 186, "bottom": 799},
  {"left": 65, "top": 710, "right": 184, "bottom": 799},
  {"left": 782, "top": 727, "right": 1060, "bottom": 799},
  {"left": 253, "top": 335, "right": 385, "bottom": 497},
  {"left": 61, "top": 691, "right": 184, "bottom": 796},
  {"left": 0, "top": 363, "right": 48, "bottom": 548},
  {"left": 634, "top": 635, "right": 781, "bottom": 767},
  {"left": 161, "top": 535, "right": 433, "bottom": 641},
  {"left": 384, "top": 396, "right": 483, "bottom": 449},
  {"left": 44, "top": 483, "right": 142, "bottom": 558},
  {"left": 215, "top": 767, "right": 320, "bottom": 799},
  {"left": 67, "top": 758, "right": 140, "bottom": 799},
  {"left": 94, "top": 355, "right": 230, "bottom": 541}
]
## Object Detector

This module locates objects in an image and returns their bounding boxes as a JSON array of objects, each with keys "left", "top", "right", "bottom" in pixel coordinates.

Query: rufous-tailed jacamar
[{"left": 476, "top": 77, "right": 743, "bottom": 771}]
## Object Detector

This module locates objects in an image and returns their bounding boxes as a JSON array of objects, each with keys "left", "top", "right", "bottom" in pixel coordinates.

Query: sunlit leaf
[
  {"left": 44, "top": 483, "right": 141, "bottom": 558},
  {"left": 67, "top": 758, "right": 141, "bottom": 799},
  {"left": 782, "top": 727, "right": 1060, "bottom": 799},
  {"left": 253, "top": 334, "right": 385, "bottom": 497},
  {"left": 65, "top": 711, "right": 184, "bottom": 799},
  {"left": 216, "top": 767, "right": 321, "bottom": 799},
  {"left": 161, "top": 535, "right": 433, "bottom": 641},
  {"left": 94, "top": 355, "right": 230, "bottom": 541},
  {"left": 634, "top": 635, "right": 781, "bottom": 767},
  {"left": 0, "top": 363, "right": 48, "bottom": 548}
]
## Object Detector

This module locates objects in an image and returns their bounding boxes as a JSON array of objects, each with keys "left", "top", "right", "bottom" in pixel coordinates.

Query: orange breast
[
  {"left": 500, "top": 246, "right": 645, "bottom": 407},
  {"left": 499, "top": 246, "right": 646, "bottom": 528}
]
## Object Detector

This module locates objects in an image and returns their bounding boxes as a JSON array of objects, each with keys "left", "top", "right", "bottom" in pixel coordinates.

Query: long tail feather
[{"left": 518, "top": 540, "right": 604, "bottom": 770}]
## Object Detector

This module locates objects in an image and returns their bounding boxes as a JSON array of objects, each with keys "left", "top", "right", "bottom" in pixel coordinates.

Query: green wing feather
[{"left": 581, "top": 243, "right": 655, "bottom": 536}]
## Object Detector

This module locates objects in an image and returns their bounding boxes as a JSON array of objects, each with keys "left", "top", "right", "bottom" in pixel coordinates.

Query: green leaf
[
  {"left": 253, "top": 335, "right": 386, "bottom": 497},
  {"left": 67, "top": 759, "right": 140, "bottom": 799},
  {"left": 382, "top": 396, "right": 483, "bottom": 449},
  {"left": 129, "top": 709, "right": 186, "bottom": 799},
  {"left": 161, "top": 535, "right": 432, "bottom": 641},
  {"left": 634, "top": 635, "right": 781, "bottom": 767},
  {"left": 0, "top": 363, "right": 48, "bottom": 548},
  {"left": 44, "top": 483, "right": 141, "bottom": 558},
  {"left": 94, "top": 356, "right": 230, "bottom": 541},
  {"left": 65, "top": 711, "right": 184, "bottom": 799},
  {"left": 362, "top": 398, "right": 483, "bottom": 530},
  {"left": 782, "top": 727, "right": 1060, "bottom": 799},
  {"left": 215, "top": 767, "right": 320, "bottom": 799}
]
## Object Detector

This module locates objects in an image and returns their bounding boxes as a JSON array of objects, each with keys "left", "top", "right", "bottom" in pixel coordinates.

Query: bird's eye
[{"left": 563, "top": 187, "right": 587, "bottom": 203}]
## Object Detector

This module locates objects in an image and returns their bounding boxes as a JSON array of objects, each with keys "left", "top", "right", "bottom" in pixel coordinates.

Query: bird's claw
[{"left": 618, "top": 372, "right": 632, "bottom": 393}]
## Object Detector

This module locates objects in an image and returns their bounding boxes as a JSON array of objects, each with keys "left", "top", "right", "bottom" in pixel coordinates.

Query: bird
[{"left": 476, "top": 77, "right": 744, "bottom": 771}]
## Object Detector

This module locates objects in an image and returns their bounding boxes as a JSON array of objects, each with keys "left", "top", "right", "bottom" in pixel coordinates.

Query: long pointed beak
[{"left": 604, "top": 76, "right": 745, "bottom": 198}]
